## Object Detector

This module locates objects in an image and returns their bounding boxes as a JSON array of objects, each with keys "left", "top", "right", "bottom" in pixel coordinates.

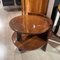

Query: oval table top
[{"left": 9, "top": 15, "right": 52, "bottom": 34}]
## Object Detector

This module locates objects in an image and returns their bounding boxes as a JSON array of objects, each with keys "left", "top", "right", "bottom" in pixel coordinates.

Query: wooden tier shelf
[
  {"left": 12, "top": 32, "right": 47, "bottom": 51},
  {"left": 9, "top": 15, "right": 52, "bottom": 51}
]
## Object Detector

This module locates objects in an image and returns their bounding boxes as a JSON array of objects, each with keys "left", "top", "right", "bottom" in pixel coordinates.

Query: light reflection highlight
[
  {"left": 0, "top": 19, "right": 5, "bottom": 32},
  {"left": 0, "top": 44, "right": 7, "bottom": 59}
]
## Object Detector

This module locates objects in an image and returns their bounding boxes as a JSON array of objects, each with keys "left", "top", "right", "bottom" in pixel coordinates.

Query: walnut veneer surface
[
  {"left": 9, "top": 15, "right": 52, "bottom": 51},
  {"left": 12, "top": 32, "right": 47, "bottom": 50},
  {"left": 21, "top": 0, "right": 48, "bottom": 15},
  {"left": 9, "top": 15, "right": 51, "bottom": 34},
  {"left": 58, "top": 4, "right": 60, "bottom": 11}
]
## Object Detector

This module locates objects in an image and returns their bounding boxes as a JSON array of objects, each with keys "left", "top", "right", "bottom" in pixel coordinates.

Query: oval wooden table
[{"left": 9, "top": 15, "right": 52, "bottom": 51}]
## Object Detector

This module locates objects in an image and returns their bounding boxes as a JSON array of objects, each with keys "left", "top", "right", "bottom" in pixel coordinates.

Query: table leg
[{"left": 17, "top": 32, "right": 22, "bottom": 41}]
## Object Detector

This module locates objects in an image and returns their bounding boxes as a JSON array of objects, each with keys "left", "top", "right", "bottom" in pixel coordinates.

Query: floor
[{"left": 0, "top": 8, "right": 60, "bottom": 60}]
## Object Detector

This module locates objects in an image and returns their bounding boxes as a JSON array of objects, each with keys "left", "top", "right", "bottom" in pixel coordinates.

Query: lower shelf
[{"left": 12, "top": 32, "right": 47, "bottom": 51}]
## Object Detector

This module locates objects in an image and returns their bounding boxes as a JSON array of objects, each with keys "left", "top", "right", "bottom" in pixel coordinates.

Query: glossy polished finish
[
  {"left": 9, "top": 15, "right": 51, "bottom": 34},
  {"left": 9, "top": 15, "right": 52, "bottom": 51},
  {"left": 21, "top": 0, "right": 49, "bottom": 15},
  {"left": 58, "top": 4, "right": 60, "bottom": 11},
  {"left": 12, "top": 32, "right": 47, "bottom": 50}
]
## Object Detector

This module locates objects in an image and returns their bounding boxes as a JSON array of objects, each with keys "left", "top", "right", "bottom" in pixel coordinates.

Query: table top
[{"left": 9, "top": 15, "right": 52, "bottom": 34}]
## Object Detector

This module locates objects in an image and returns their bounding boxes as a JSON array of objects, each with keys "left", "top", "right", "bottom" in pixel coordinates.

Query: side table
[{"left": 9, "top": 15, "right": 52, "bottom": 51}]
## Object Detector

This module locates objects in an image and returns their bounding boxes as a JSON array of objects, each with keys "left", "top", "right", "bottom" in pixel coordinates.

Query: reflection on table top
[{"left": 9, "top": 15, "right": 52, "bottom": 34}]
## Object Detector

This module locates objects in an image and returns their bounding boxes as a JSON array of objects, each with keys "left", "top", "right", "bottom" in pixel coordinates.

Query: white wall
[
  {"left": 0, "top": 0, "right": 3, "bottom": 8},
  {"left": 47, "top": 0, "right": 55, "bottom": 18}
]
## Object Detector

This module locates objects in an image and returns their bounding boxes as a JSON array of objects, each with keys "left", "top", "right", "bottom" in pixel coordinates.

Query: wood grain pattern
[
  {"left": 21, "top": 0, "right": 48, "bottom": 15},
  {"left": 58, "top": 4, "right": 60, "bottom": 11},
  {"left": 9, "top": 13, "right": 52, "bottom": 51},
  {"left": 21, "top": 0, "right": 25, "bottom": 15},
  {"left": 12, "top": 32, "right": 47, "bottom": 50},
  {"left": 9, "top": 15, "right": 51, "bottom": 34}
]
